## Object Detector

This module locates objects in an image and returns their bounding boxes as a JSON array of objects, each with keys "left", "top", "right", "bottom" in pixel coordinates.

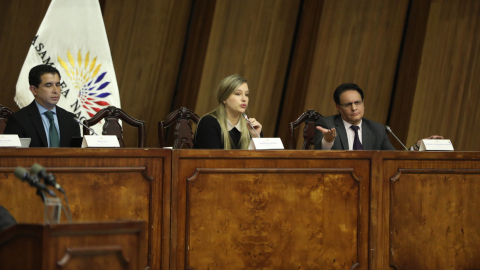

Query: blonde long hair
[{"left": 206, "top": 74, "right": 251, "bottom": 149}]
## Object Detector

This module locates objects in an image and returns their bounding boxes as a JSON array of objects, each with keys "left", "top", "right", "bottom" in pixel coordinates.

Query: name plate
[
  {"left": 419, "top": 139, "right": 454, "bottom": 151},
  {"left": 252, "top": 138, "right": 284, "bottom": 150},
  {"left": 81, "top": 135, "right": 120, "bottom": 148},
  {"left": 0, "top": 134, "right": 21, "bottom": 147}
]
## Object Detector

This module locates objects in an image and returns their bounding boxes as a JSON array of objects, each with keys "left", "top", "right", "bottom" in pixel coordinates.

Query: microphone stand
[
  {"left": 74, "top": 118, "right": 98, "bottom": 135},
  {"left": 385, "top": 125, "right": 409, "bottom": 150},
  {"left": 242, "top": 113, "right": 260, "bottom": 138},
  {"left": 36, "top": 188, "right": 47, "bottom": 203}
]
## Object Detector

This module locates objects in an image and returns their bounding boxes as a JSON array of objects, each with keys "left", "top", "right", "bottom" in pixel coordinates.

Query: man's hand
[{"left": 316, "top": 126, "right": 337, "bottom": 143}]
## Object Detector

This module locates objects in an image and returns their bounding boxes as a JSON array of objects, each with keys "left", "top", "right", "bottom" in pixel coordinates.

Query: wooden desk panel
[
  {"left": 3, "top": 149, "right": 480, "bottom": 269},
  {"left": 0, "top": 148, "right": 171, "bottom": 270},
  {"left": 382, "top": 152, "right": 480, "bottom": 270},
  {"left": 172, "top": 150, "right": 371, "bottom": 270}
]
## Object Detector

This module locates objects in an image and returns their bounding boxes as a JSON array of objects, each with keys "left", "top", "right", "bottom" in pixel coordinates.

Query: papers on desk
[
  {"left": 252, "top": 138, "right": 284, "bottom": 150},
  {"left": 419, "top": 139, "right": 454, "bottom": 151},
  {"left": 0, "top": 135, "right": 21, "bottom": 147},
  {"left": 81, "top": 135, "right": 120, "bottom": 148}
]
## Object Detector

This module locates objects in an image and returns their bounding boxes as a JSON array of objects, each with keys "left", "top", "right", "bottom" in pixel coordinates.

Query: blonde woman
[{"left": 194, "top": 75, "right": 262, "bottom": 149}]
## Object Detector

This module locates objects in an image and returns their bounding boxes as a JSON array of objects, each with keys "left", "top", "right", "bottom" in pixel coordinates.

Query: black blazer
[
  {"left": 4, "top": 101, "right": 80, "bottom": 147},
  {"left": 314, "top": 114, "right": 395, "bottom": 150}
]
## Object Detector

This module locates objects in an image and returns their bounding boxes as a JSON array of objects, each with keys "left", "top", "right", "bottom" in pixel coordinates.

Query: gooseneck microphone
[
  {"left": 31, "top": 163, "right": 65, "bottom": 193},
  {"left": 242, "top": 113, "right": 260, "bottom": 138},
  {"left": 74, "top": 118, "right": 98, "bottom": 135},
  {"left": 13, "top": 167, "right": 56, "bottom": 197},
  {"left": 385, "top": 125, "right": 409, "bottom": 150}
]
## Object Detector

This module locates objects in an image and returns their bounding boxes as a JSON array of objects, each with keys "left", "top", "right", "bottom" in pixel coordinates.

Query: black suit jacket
[
  {"left": 4, "top": 101, "right": 80, "bottom": 147},
  {"left": 314, "top": 114, "right": 395, "bottom": 150}
]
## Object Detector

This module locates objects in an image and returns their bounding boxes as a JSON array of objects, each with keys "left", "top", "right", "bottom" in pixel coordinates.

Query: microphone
[
  {"left": 31, "top": 163, "right": 65, "bottom": 193},
  {"left": 13, "top": 167, "right": 56, "bottom": 197},
  {"left": 385, "top": 125, "right": 408, "bottom": 150},
  {"left": 241, "top": 113, "right": 260, "bottom": 138},
  {"left": 74, "top": 118, "right": 98, "bottom": 135}
]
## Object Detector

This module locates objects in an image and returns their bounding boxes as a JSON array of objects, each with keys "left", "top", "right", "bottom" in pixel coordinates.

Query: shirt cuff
[{"left": 322, "top": 138, "right": 334, "bottom": 150}]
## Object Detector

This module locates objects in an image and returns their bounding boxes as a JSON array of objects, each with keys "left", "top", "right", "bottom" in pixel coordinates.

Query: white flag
[{"left": 15, "top": 0, "right": 121, "bottom": 135}]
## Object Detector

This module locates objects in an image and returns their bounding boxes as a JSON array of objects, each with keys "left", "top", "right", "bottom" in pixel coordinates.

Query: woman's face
[{"left": 224, "top": 82, "right": 249, "bottom": 116}]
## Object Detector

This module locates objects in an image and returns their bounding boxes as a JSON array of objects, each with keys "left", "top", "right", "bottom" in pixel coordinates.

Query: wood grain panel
[
  {"left": 388, "top": 0, "right": 433, "bottom": 150},
  {"left": 173, "top": 0, "right": 217, "bottom": 112},
  {"left": 276, "top": 0, "right": 325, "bottom": 148},
  {"left": 407, "top": 0, "right": 480, "bottom": 150},
  {"left": 0, "top": 221, "right": 146, "bottom": 270},
  {"left": 194, "top": 0, "right": 301, "bottom": 137},
  {"left": 301, "top": 0, "right": 409, "bottom": 145},
  {"left": 382, "top": 152, "right": 480, "bottom": 270},
  {"left": 186, "top": 168, "right": 361, "bottom": 269},
  {"left": 172, "top": 150, "right": 371, "bottom": 270},
  {"left": 103, "top": 0, "right": 192, "bottom": 147},
  {"left": 0, "top": 0, "right": 51, "bottom": 111},
  {"left": 0, "top": 148, "right": 171, "bottom": 270}
]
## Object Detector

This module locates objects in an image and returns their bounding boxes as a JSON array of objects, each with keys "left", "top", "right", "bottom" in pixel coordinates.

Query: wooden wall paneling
[
  {"left": 173, "top": 0, "right": 217, "bottom": 112},
  {"left": 194, "top": 0, "right": 301, "bottom": 137},
  {"left": 382, "top": 152, "right": 480, "bottom": 269},
  {"left": 0, "top": 0, "right": 51, "bottom": 111},
  {"left": 407, "top": 0, "right": 480, "bottom": 151},
  {"left": 0, "top": 148, "right": 171, "bottom": 270},
  {"left": 163, "top": 0, "right": 217, "bottom": 147},
  {"left": 387, "top": 0, "right": 433, "bottom": 150},
  {"left": 103, "top": 0, "right": 193, "bottom": 147},
  {"left": 276, "top": 0, "right": 325, "bottom": 148},
  {"left": 301, "top": 0, "right": 409, "bottom": 148},
  {"left": 171, "top": 150, "right": 371, "bottom": 269}
]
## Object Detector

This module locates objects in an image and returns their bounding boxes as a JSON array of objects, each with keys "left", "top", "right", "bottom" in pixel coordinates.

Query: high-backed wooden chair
[
  {"left": 158, "top": 107, "right": 200, "bottom": 149},
  {"left": 288, "top": 110, "right": 323, "bottom": 149},
  {"left": 0, "top": 105, "right": 14, "bottom": 134},
  {"left": 82, "top": 106, "right": 146, "bottom": 148}
]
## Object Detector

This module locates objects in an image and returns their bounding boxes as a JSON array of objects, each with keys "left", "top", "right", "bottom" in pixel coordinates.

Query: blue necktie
[
  {"left": 45, "top": 111, "right": 60, "bottom": 147},
  {"left": 350, "top": 125, "right": 363, "bottom": 150}
]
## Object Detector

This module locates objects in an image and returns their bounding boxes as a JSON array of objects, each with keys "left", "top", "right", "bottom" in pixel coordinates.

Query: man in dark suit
[
  {"left": 314, "top": 83, "right": 441, "bottom": 150},
  {"left": 4, "top": 65, "right": 80, "bottom": 147}
]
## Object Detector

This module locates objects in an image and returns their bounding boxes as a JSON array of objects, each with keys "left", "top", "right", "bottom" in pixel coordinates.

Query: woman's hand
[{"left": 247, "top": 118, "right": 262, "bottom": 138}]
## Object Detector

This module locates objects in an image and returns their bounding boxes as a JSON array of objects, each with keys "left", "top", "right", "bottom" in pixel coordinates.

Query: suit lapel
[
  {"left": 362, "top": 120, "right": 372, "bottom": 150},
  {"left": 334, "top": 115, "right": 348, "bottom": 150},
  {"left": 26, "top": 102, "right": 48, "bottom": 147}
]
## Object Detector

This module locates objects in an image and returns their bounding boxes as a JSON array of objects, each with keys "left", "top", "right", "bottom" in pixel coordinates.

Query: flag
[{"left": 15, "top": 0, "right": 121, "bottom": 135}]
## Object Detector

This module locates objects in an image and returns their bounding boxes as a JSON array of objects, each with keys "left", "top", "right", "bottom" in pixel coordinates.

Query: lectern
[{"left": 0, "top": 221, "right": 147, "bottom": 270}]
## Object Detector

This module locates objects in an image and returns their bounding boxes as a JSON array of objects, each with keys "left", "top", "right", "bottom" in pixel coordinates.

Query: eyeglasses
[{"left": 339, "top": 100, "right": 364, "bottom": 108}]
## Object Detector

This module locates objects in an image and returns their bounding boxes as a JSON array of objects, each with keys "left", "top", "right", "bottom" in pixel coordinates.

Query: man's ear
[{"left": 29, "top": 86, "right": 37, "bottom": 96}]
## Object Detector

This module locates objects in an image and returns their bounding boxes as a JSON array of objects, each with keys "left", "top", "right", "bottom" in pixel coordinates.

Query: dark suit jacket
[
  {"left": 4, "top": 101, "right": 80, "bottom": 147},
  {"left": 314, "top": 114, "right": 395, "bottom": 150},
  {"left": 0, "top": 205, "right": 16, "bottom": 232}
]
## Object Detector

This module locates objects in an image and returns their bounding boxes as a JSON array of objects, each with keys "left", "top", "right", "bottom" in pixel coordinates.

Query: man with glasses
[
  {"left": 314, "top": 83, "right": 396, "bottom": 150},
  {"left": 314, "top": 83, "right": 442, "bottom": 150}
]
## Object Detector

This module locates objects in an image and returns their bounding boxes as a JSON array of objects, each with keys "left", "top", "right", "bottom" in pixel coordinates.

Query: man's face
[
  {"left": 30, "top": 73, "right": 61, "bottom": 110},
  {"left": 336, "top": 90, "right": 364, "bottom": 125}
]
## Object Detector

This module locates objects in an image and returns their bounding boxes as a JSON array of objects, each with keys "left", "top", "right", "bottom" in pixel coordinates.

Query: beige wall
[{"left": 1, "top": 0, "right": 479, "bottom": 150}]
